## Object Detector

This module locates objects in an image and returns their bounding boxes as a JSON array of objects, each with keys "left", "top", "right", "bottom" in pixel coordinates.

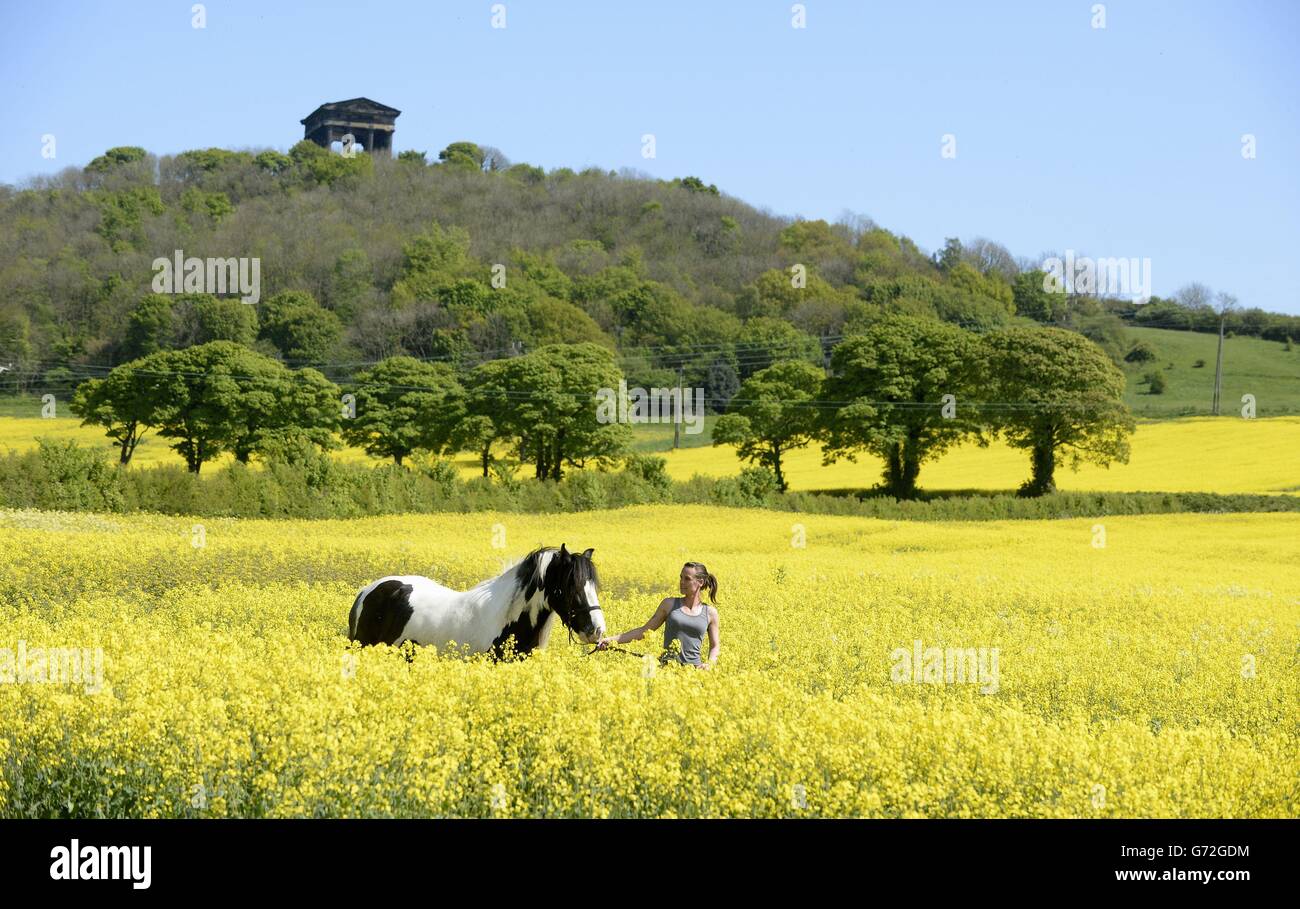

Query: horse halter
[
  {"left": 541, "top": 567, "right": 601, "bottom": 644},
  {"left": 561, "top": 594, "right": 603, "bottom": 644}
]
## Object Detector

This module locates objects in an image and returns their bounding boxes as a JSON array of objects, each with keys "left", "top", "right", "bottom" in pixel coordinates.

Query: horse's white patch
[
  {"left": 536, "top": 611, "right": 559, "bottom": 648},
  {"left": 585, "top": 580, "right": 605, "bottom": 638},
  {"left": 347, "top": 589, "right": 366, "bottom": 639}
]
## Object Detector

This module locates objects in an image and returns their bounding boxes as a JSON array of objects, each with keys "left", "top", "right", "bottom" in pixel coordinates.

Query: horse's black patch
[
  {"left": 351, "top": 579, "right": 415, "bottom": 646},
  {"left": 514, "top": 550, "right": 547, "bottom": 604},
  {"left": 490, "top": 610, "right": 549, "bottom": 661}
]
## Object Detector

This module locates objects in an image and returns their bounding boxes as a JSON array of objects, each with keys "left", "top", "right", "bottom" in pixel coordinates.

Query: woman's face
[{"left": 679, "top": 567, "right": 701, "bottom": 596}]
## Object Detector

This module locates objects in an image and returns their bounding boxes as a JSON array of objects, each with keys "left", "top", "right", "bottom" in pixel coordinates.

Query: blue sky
[{"left": 3, "top": 0, "right": 1298, "bottom": 313}]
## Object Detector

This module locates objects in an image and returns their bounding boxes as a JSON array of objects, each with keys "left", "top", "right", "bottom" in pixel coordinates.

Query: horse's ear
[
  {"left": 559, "top": 543, "right": 569, "bottom": 558},
  {"left": 582, "top": 548, "right": 594, "bottom": 559}
]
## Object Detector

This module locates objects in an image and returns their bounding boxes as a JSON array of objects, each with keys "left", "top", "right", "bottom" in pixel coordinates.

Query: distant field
[
  {"left": 661, "top": 416, "right": 1300, "bottom": 496},
  {"left": 1119, "top": 327, "right": 1300, "bottom": 417},
  {"left": 2, "top": 401, "right": 1295, "bottom": 497}
]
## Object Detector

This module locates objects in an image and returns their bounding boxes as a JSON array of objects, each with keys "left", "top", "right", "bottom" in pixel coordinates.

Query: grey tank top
[{"left": 663, "top": 597, "right": 709, "bottom": 665}]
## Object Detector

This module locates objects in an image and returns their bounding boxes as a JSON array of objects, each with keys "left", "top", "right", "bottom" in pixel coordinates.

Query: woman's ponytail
[{"left": 685, "top": 562, "right": 719, "bottom": 603}]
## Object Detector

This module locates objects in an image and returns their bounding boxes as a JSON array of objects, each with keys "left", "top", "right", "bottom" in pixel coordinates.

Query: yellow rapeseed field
[
  {"left": 1, "top": 505, "right": 1296, "bottom": 817},
  {"left": 661, "top": 416, "right": 1300, "bottom": 496},
  {"left": 2, "top": 412, "right": 1296, "bottom": 495}
]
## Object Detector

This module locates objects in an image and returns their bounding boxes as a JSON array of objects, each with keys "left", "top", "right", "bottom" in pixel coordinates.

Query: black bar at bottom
[{"left": 0, "top": 818, "right": 1290, "bottom": 895}]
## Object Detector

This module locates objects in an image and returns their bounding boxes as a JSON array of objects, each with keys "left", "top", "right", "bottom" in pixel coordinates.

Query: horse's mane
[{"left": 512, "top": 546, "right": 598, "bottom": 595}]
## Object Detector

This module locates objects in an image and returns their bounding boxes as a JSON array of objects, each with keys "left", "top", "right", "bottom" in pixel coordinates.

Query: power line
[{"left": 0, "top": 374, "right": 1231, "bottom": 415}]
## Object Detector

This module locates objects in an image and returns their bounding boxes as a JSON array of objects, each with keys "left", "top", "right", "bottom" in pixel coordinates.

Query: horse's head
[{"left": 544, "top": 544, "right": 605, "bottom": 644}]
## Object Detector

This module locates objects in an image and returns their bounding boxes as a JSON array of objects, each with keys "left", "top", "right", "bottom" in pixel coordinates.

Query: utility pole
[
  {"left": 1212, "top": 311, "right": 1224, "bottom": 415},
  {"left": 673, "top": 363, "right": 683, "bottom": 449},
  {"left": 1211, "top": 292, "right": 1236, "bottom": 416}
]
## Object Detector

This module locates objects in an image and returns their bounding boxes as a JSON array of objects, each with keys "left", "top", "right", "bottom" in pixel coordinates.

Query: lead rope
[{"left": 585, "top": 643, "right": 642, "bottom": 658}]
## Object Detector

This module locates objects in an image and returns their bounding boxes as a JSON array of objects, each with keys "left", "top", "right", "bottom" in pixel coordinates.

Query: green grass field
[{"left": 1119, "top": 327, "right": 1300, "bottom": 416}]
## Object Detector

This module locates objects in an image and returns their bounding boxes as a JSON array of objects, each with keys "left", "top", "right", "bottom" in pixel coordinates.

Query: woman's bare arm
[
  {"left": 699, "top": 606, "right": 721, "bottom": 668},
  {"left": 600, "top": 598, "right": 672, "bottom": 646}
]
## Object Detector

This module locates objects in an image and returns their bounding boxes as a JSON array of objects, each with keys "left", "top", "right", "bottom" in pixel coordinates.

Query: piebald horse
[{"left": 348, "top": 545, "right": 605, "bottom": 660}]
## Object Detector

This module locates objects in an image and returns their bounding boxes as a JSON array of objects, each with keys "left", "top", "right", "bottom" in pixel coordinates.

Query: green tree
[
  {"left": 169, "top": 147, "right": 253, "bottom": 178},
  {"left": 506, "top": 162, "right": 546, "bottom": 185},
  {"left": 712, "top": 360, "right": 825, "bottom": 492},
  {"left": 93, "top": 187, "right": 165, "bottom": 251},
  {"left": 981, "top": 327, "right": 1135, "bottom": 496},
  {"left": 675, "top": 175, "right": 719, "bottom": 195},
  {"left": 450, "top": 413, "right": 502, "bottom": 478},
  {"left": 734, "top": 316, "right": 823, "bottom": 378},
  {"left": 934, "top": 237, "right": 963, "bottom": 272},
  {"left": 524, "top": 298, "right": 613, "bottom": 348},
  {"left": 778, "top": 219, "right": 854, "bottom": 264},
  {"left": 1012, "top": 270, "right": 1061, "bottom": 322},
  {"left": 437, "top": 141, "right": 486, "bottom": 171},
  {"left": 288, "top": 139, "right": 372, "bottom": 187},
  {"left": 193, "top": 296, "right": 257, "bottom": 346},
  {"left": 69, "top": 363, "right": 154, "bottom": 465},
  {"left": 946, "top": 261, "right": 1014, "bottom": 312},
  {"left": 86, "top": 146, "right": 148, "bottom": 174},
  {"left": 217, "top": 358, "right": 340, "bottom": 465},
  {"left": 457, "top": 359, "right": 521, "bottom": 477},
  {"left": 258, "top": 290, "right": 342, "bottom": 363},
  {"left": 1125, "top": 341, "right": 1157, "bottom": 363},
  {"left": 736, "top": 268, "right": 857, "bottom": 322},
  {"left": 390, "top": 224, "right": 478, "bottom": 306},
  {"left": 820, "top": 316, "right": 985, "bottom": 499},
  {"left": 342, "top": 357, "right": 464, "bottom": 465},
  {"left": 323, "top": 249, "right": 372, "bottom": 321},
  {"left": 0, "top": 310, "right": 32, "bottom": 381},
  {"left": 135, "top": 342, "right": 319, "bottom": 473},
  {"left": 179, "top": 188, "right": 234, "bottom": 224},
  {"left": 704, "top": 355, "right": 740, "bottom": 413},
  {"left": 121, "top": 295, "right": 175, "bottom": 361},
  {"left": 254, "top": 150, "right": 292, "bottom": 174},
  {"left": 250, "top": 367, "right": 343, "bottom": 461},
  {"left": 477, "top": 343, "right": 630, "bottom": 480}
]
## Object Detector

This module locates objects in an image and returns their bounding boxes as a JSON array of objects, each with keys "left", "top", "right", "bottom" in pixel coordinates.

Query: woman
[{"left": 596, "top": 561, "right": 720, "bottom": 669}]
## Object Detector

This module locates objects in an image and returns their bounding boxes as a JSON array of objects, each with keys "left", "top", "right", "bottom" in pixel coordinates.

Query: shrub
[
  {"left": 711, "top": 465, "right": 780, "bottom": 506},
  {"left": 1124, "top": 341, "right": 1157, "bottom": 363},
  {"left": 561, "top": 470, "right": 609, "bottom": 511},
  {"left": 0, "top": 439, "right": 125, "bottom": 512},
  {"left": 489, "top": 460, "right": 523, "bottom": 494},
  {"left": 414, "top": 455, "right": 460, "bottom": 500},
  {"left": 621, "top": 452, "right": 673, "bottom": 493}
]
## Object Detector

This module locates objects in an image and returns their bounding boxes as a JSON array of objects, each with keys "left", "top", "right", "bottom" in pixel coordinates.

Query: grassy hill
[{"left": 1120, "top": 327, "right": 1300, "bottom": 417}]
